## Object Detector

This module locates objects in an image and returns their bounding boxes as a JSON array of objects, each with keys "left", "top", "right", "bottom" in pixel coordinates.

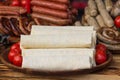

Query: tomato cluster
[
  {"left": 8, "top": 42, "right": 22, "bottom": 67},
  {"left": 95, "top": 44, "right": 107, "bottom": 65},
  {"left": 11, "top": 0, "right": 31, "bottom": 13}
]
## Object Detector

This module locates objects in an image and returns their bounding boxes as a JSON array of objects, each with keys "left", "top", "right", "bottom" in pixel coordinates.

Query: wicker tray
[{"left": 0, "top": 48, "right": 113, "bottom": 76}]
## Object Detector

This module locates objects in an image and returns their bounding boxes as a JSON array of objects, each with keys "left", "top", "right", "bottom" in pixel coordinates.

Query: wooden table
[{"left": 0, "top": 50, "right": 120, "bottom": 80}]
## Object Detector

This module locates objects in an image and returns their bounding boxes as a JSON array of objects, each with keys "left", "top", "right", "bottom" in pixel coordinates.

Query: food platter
[{"left": 0, "top": 48, "right": 113, "bottom": 75}]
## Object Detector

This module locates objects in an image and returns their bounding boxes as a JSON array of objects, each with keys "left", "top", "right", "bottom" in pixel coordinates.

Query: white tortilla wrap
[
  {"left": 22, "top": 48, "right": 96, "bottom": 66},
  {"left": 22, "top": 53, "right": 92, "bottom": 71},
  {"left": 31, "top": 26, "right": 94, "bottom": 35},
  {"left": 20, "top": 32, "right": 92, "bottom": 49}
]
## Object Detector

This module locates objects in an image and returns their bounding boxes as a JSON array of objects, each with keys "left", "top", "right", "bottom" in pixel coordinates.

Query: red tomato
[
  {"left": 11, "top": 0, "right": 20, "bottom": 6},
  {"left": 96, "top": 44, "right": 107, "bottom": 51},
  {"left": 8, "top": 50, "right": 21, "bottom": 63},
  {"left": 95, "top": 49, "right": 107, "bottom": 65},
  {"left": 72, "top": 1, "right": 87, "bottom": 9},
  {"left": 21, "top": 0, "right": 31, "bottom": 13},
  {"left": 21, "top": 0, "right": 27, "bottom": 7},
  {"left": 115, "top": 16, "right": 120, "bottom": 28},
  {"left": 13, "top": 55, "right": 22, "bottom": 67},
  {"left": 10, "top": 42, "right": 21, "bottom": 54}
]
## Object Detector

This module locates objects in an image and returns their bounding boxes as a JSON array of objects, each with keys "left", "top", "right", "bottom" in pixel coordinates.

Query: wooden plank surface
[{"left": 0, "top": 51, "right": 120, "bottom": 80}]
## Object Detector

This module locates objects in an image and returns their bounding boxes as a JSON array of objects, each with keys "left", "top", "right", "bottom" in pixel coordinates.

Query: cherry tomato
[
  {"left": 115, "top": 16, "right": 120, "bottom": 28},
  {"left": 72, "top": 1, "right": 87, "bottom": 9},
  {"left": 13, "top": 55, "right": 22, "bottom": 67},
  {"left": 21, "top": 0, "right": 27, "bottom": 7},
  {"left": 21, "top": 0, "right": 31, "bottom": 13},
  {"left": 95, "top": 49, "right": 107, "bottom": 65},
  {"left": 96, "top": 44, "right": 107, "bottom": 51},
  {"left": 10, "top": 42, "right": 21, "bottom": 54},
  {"left": 8, "top": 50, "right": 21, "bottom": 63},
  {"left": 11, "top": 0, "right": 20, "bottom": 6}
]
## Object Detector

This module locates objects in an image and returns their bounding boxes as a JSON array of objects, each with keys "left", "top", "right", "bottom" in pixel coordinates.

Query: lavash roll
[
  {"left": 31, "top": 26, "right": 94, "bottom": 35},
  {"left": 22, "top": 48, "right": 96, "bottom": 67},
  {"left": 20, "top": 32, "right": 92, "bottom": 49},
  {"left": 22, "top": 53, "right": 92, "bottom": 71}
]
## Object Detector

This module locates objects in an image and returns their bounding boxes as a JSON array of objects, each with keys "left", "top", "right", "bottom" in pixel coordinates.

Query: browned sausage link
[
  {"left": 31, "top": 13, "right": 71, "bottom": 25},
  {"left": 9, "top": 18, "right": 20, "bottom": 36},
  {"left": 32, "top": 6, "right": 68, "bottom": 19},
  {"left": 18, "top": 17, "right": 29, "bottom": 35},
  {"left": 33, "top": 18, "right": 41, "bottom": 25},
  {"left": 97, "top": 27, "right": 120, "bottom": 44},
  {"left": 27, "top": 21, "right": 34, "bottom": 32},
  {"left": 0, "top": 20, "right": 9, "bottom": 34},
  {"left": 7, "top": 36, "right": 20, "bottom": 43},
  {"left": 39, "top": 0, "right": 69, "bottom": 4},
  {"left": 38, "top": 19, "right": 61, "bottom": 26},
  {"left": 99, "top": 42, "right": 120, "bottom": 50},
  {"left": 0, "top": 22, "right": 6, "bottom": 35},
  {"left": 0, "top": 10, "right": 18, "bottom": 15},
  {"left": 1, "top": 17, "right": 13, "bottom": 35},
  {"left": 10, "top": 18, "right": 22, "bottom": 35},
  {"left": 20, "top": 17, "right": 31, "bottom": 34},
  {"left": 0, "top": 6, "right": 27, "bottom": 14},
  {"left": 0, "top": 16, "right": 18, "bottom": 19},
  {"left": 1, "top": 17, "right": 12, "bottom": 34},
  {"left": 31, "top": 0, "right": 68, "bottom": 11}
]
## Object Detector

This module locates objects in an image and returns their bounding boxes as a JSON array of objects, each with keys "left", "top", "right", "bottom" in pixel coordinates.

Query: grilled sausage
[
  {"left": 0, "top": 6, "right": 27, "bottom": 14},
  {"left": 18, "top": 17, "right": 29, "bottom": 35},
  {"left": 31, "top": 0, "right": 68, "bottom": 11},
  {"left": 31, "top": 13, "right": 71, "bottom": 25},
  {"left": 97, "top": 27, "right": 120, "bottom": 44},
  {"left": 0, "top": 10, "right": 18, "bottom": 15},
  {"left": 47, "top": 0, "right": 68, "bottom": 4},
  {"left": 32, "top": 6, "right": 68, "bottom": 19}
]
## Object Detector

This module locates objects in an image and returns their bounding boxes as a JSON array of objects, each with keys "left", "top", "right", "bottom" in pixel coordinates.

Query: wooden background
[{"left": 0, "top": 49, "right": 120, "bottom": 80}]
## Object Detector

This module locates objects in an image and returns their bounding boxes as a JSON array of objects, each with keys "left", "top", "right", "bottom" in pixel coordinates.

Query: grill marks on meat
[
  {"left": 31, "top": 0, "right": 68, "bottom": 11},
  {"left": 31, "top": 0, "right": 76, "bottom": 26},
  {"left": 32, "top": 6, "right": 69, "bottom": 19},
  {"left": 0, "top": 6, "right": 27, "bottom": 15},
  {"left": 0, "top": 16, "right": 33, "bottom": 36},
  {"left": 32, "top": 13, "right": 71, "bottom": 25},
  {"left": 18, "top": 17, "right": 30, "bottom": 35}
]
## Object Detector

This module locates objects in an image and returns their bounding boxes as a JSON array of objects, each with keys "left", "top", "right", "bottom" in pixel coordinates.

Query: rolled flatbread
[
  {"left": 31, "top": 26, "right": 94, "bottom": 35},
  {"left": 22, "top": 48, "right": 96, "bottom": 66},
  {"left": 22, "top": 53, "right": 92, "bottom": 71},
  {"left": 20, "top": 32, "right": 92, "bottom": 49}
]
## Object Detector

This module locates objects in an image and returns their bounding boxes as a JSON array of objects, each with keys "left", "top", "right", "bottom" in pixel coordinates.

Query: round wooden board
[{"left": 0, "top": 48, "right": 113, "bottom": 76}]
